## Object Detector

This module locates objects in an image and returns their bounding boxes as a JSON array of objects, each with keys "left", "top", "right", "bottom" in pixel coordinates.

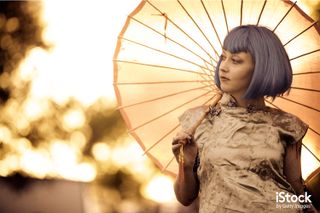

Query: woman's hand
[{"left": 172, "top": 131, "right": 198, "bottom": 169}]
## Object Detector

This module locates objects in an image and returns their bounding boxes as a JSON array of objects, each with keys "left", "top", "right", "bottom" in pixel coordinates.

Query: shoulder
[
  {"left": 178, "top": 106, "right": 208, "bottom": 130},
  {"left": 269, "top": 107, "right": 308, "bottom": 144}
]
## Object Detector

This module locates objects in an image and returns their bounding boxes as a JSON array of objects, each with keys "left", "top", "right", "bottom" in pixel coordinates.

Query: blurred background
[{"left": 0, "top": 0, "right": 319, "bottom": 213}]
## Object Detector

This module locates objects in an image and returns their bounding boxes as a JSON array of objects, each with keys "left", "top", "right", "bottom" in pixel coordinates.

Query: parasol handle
[{"left": 178, "top": 93, "right": 223, "bottom": 167}]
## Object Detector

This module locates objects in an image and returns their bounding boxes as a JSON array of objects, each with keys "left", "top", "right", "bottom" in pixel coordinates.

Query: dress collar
[{"left": 219, "top": 93, "right": 267, "bottom": 113}]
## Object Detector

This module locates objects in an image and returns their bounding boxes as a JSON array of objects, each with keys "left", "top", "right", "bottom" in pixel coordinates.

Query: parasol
[{"left": 113, "top": 0, "right": 320, "bottom": 178}]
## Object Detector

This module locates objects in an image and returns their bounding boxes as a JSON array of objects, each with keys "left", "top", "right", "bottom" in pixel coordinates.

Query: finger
[
  {"left": 177, "top": 139, "right": 187, "bottom": 145},
  {"left": 172, "top": 139, "right": 179, "bottom": 145},
  {"left": 176, "top": 131, "right": 192, "bottom": 139},
  {"left": 172, "top": 143, "right": 182, "bottom": 151},
  {"left": 174, "top": 134, "right": 192, "bottom": 142}
]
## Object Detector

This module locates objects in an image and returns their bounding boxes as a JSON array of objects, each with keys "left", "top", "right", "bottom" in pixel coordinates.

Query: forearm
[{"left": 174, "top": 164, "right": 199, "bottom": 206}]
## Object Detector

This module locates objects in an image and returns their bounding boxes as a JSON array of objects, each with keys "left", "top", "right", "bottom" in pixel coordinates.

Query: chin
[{"left": 220, "top": 85, "right": 230, "bottom": 93}]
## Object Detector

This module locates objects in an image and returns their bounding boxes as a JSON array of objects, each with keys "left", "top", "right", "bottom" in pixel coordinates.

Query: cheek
[{"left": 228, "top": 68, "right": 253, "bottom": 91}]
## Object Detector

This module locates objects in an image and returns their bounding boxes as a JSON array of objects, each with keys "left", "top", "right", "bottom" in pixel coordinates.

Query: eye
[{"left": 232, "top": 58, "right": 242, "bottom": 64}]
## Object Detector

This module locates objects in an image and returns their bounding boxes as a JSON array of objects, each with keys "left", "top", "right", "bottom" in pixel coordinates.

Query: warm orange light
[
  {"left": 301, "top": 146, "right": 320, "bottom": 180},
  {"left": 92, "top": 142, "right": 111, "bottom": 162},
  {"left": 141, "top": 174, "right": 176, "bottom": 204}
]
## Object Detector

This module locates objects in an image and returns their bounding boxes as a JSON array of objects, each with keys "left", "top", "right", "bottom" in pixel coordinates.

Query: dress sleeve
[{"left": 273, "top": 110, "right": 309, "bottom": 144}]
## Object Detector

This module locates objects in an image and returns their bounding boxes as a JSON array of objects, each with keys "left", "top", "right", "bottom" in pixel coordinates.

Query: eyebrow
[{"left": 221, "top": 50, "right": 242, "bottom": 57}]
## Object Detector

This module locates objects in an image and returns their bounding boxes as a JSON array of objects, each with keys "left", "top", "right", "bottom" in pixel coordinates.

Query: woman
[{"left": 172, "top": 25, "right": 317, "bottom": 213}]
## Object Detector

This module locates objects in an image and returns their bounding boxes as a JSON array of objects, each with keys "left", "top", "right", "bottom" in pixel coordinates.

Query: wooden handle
[{"left": 185, "top": 93, "right": 223, "bottom": 136}]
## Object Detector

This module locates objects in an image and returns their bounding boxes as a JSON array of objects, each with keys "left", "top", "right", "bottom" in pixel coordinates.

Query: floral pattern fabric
[{"left": 178, "top": 93, "right": 308, "bottom": 213}]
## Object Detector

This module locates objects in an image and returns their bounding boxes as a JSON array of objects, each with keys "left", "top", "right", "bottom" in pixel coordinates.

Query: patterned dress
[{"left": 178, "top": 93, "right": 308, "bottom": 213}]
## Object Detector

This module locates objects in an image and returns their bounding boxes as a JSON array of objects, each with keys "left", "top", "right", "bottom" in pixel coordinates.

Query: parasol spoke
[
  {"left": 128, "top": 90, "right": 214, "bottom": 132},
  {"left": 115, "top": 79, "right": 214, "bottom": 85},
  {"left": 142, "top": 123, "right": 180, "bottom": 156},
  {"left": 256, "top": 0, "right": 267, "bottom": 26},
  {"left": 290, "top": 86, "right": 320, "bottom": 93},
  {"left": 116, "top": 60, "right": 215, "bottom": 84},
  {"left": 273, "top": 1, "right": 297, "bottom": 32},
  {"left": 309, "top": 127, "right": 320, "bottom": 138},
  {"left": 177, "top": 0, "right": 219, "bottom": 57},
  {"left": 117, "top": 84, "right": 214, "bottom": 109},
  {"left": 200, "top": 0, "right": 223, "bottom": 48},
  {"left": 221, "top": 0, "right": 229, "bottom": 33},
  {"left": 202, "top": 59, "right": 216, "bottom": 82},
  {"left": 293, "top": 71, "right": 320, "bottom": 76},
  {"left": 115, "top": 60, "right": 213, "bottom": 77},
  {"left": 162, "top": 156, "right": 176, "bottom": 173},
  {"left": 284, "top": 20, "right": 319, "bottom": 46},
  {"left": 145, "top": 0, "right": 217, "bottom": 63},
  {"left": 240, "top": 0, "right": 243, "bottom": 26},
  {"left": 129, "top": 16, "right": 216, "bottom": 65},
  {"left": 290, "top": 48, "right": 320, "bottom": 61},
  {"left": 301, "top": 137, "right": 320, "bottom": 163},
  {"left": 114, "top": 60, "right": 213, "bottom": 79},
  {"left": 278, "top": 96, "right": 320, "bottom": 113},
  {"left": 119, "top": 37, "right": 214, "bottom": 71}
]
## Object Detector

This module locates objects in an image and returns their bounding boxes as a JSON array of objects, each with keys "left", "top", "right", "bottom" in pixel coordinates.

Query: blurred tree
[
  {"left": 0, "top": 1, "right": 47, "bottom": 104},
  {"left": 0, "top": 2, "right": 158, "bottom": 212}
]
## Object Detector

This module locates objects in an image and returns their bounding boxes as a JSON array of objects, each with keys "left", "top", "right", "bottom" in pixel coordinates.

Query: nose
[{"left": 219, "top": 60, "right": 229, "bottom": 73}]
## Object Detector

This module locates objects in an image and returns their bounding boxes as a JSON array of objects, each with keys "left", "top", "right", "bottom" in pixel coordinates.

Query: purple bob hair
[{"left": 214, "top": 25, "right": 292, "bottom": 99}]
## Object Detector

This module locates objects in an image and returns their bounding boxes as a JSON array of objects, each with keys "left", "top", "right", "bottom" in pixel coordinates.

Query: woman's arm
[
  {"left": 174, "top": 160, "right": 199, "bottom": 206},
  {"left": 172, "top": 131, "right": 200, "bottom": 206},
  {"left": 283, "top": 140, "right": 304, "bottom": 195},
  {"left": 284, "top": 140, "right": 318, "bottom": 212}
]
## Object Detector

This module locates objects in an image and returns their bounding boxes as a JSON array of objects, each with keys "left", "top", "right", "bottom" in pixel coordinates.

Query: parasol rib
[
  {"left": 256, "top": 0, "right": 267, "bottom": 26},
  {"left": 129, "top": 16, "right": 217, "bottom": 65},
  {"left": 115, "top": 79, "right": 214, "bottom": 85},
  {"left": 301, "top": 139, "right": 320, "bottom": 163},
  {"left": 128, "top": 90, "right": 213, "bottom": 133},
  {"left": 145, "top": 0, "right": 217, "bottom": 63},
  {"left": 293, "top": 71, "right": 320, "bottom": 76},
  {"left": 142, "top": 124, "right": 180, "bottom": 156},
  {"left": 200, "top": 0, "right": 223, "bottom": 48},
  {"left": 116, "top": 59, "right": 214, "bottom": 84},
  {"left": 290, "top": 48, "right": 320, "bottom": 61},
  {"left": 278, "top": 96, "right": 320, "bottom": 113},
  {"left": 177, "top": 0, "right": 219, "bottom": 57},
  {"left": 163, "top": 156, "right": 176, "bottom": 173},
  {"left": 309, "top": 127, "right": 320, "bottom": 139},
  {"left": 119, "top": 37, "right": 213, "bottom": 71},
  {"left": 115, "top": 60, "right": 213, "bottom": 77},
  {"left": 117, "top": 84, "right": 213, "bottom": 109},
  {"left": 265, "top": 99, "right": 320, "bottom": 163},
  {"left": 240, "top": 0, "right": 243, "bottom": 26},
  {"left": 203, "top": 60, "right": 216, "bottom": 82},
  {"left": 290, "top": 87, "right": 320, "bottom": 93},
  {"left": 284, "top": 20, "right": 319, "bottom": 46},
  {"left": 221, "top": 0, "right": 229, "bottom": 33},
  {"left": 273, "top": 1, "right": 296, "bottom": 32}
]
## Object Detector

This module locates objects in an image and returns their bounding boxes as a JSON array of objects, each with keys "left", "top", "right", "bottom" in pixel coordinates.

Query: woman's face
[{"left": 218, "top": 50, "right": 254, "bottom": 98}]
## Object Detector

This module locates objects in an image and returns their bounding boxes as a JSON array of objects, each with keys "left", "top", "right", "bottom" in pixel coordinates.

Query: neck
[{"left": 230, "top": 93, "right": 265, "bottom": 108}]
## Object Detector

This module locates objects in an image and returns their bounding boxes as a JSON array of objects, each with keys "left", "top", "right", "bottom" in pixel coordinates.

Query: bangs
[{"left": 223, "top": 28, "right": 251, "bottom": 54}]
